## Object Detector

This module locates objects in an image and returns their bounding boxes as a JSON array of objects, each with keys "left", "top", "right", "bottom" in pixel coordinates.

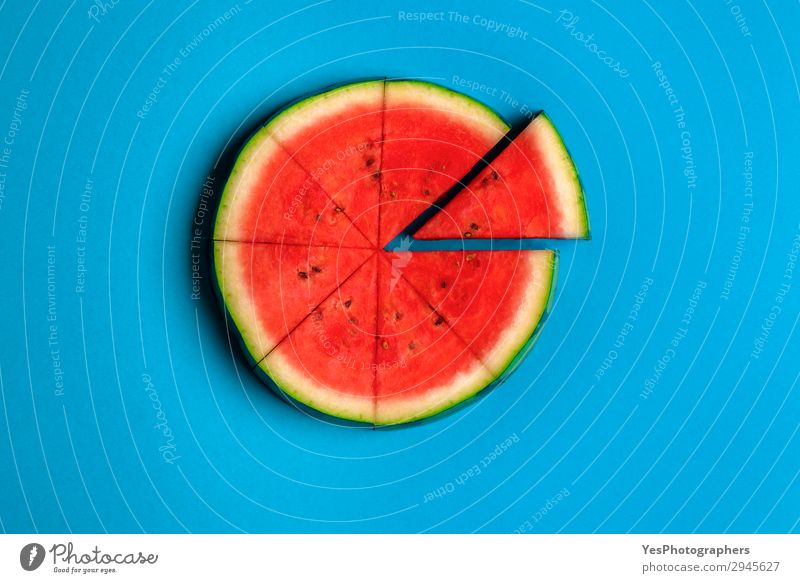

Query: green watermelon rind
[
  {"left": 536, "top": 112, "right": 591, "bottom": 239},
  {"left": 254, "top": 358, "right": 376, "bottom": 425},
  {"left": 375, "top": 251, "right": 558, "bottom": 426}
]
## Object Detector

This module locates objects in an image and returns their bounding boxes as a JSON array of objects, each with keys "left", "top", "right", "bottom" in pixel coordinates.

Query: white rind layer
[{"left": 526, "top": 114, "right": 589, "bottom": 238}]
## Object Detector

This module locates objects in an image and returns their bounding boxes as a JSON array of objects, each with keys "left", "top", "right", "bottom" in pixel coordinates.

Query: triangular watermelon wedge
[
  {"left": 415, "top": 114, "right": 589, "bottom": 240},
  {"left": 213, "top": 241, "right": 374, "bottom": 361},
  {"left": 214, "top": 134, "right": 372, "bottom": 249}
]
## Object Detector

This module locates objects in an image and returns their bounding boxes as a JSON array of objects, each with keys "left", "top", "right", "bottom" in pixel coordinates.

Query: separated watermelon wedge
[{"left": 211, "top": 79, "right": 588, "bottom": 425}]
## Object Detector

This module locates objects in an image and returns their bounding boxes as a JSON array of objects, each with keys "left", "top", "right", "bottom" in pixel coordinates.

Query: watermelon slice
[
  {"left": 214, "top": 125, "right": 372, "bottom": 248},
  {"left": 415, "top": 113, "right": 589, "bottom": 240},
  {"left": 379, "top": 81, "right": 509, "bottom": 247},
  {"left": 267, "top": 80, "right": 384, "bottom": 247},
  {"left": 211, "top": 80, "right": 588, "bottom": 425}
]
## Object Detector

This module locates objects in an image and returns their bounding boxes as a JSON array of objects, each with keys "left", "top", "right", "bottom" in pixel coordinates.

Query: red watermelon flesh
[
  {"left": 214, "top": 241, "right": 374, "bottom": 360},
  {"left": 268, "top": 81, "right": 384, "bottom": 247},
  {"left": 374, "top": 254, "right": 493, "bottom": 424},
  {"left": 416, "top": 114, "right": 588, "bottom": 240},
  {"left": 258, "top": 254, "right": 379, "bottom": 422},
  {"left": 214, "top": 135, "right": 372, "bottom": 248},
  {"left": 397, "top": 250, "right": 556, "bottom": 376},
  {"left": 379, "top": 81, "right": 509, "bottom": 247}
]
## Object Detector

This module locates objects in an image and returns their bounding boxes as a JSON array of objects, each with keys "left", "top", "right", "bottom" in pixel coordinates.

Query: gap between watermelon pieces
[{"left": 377, "top": 80, "right": 510, "bottom": 248}]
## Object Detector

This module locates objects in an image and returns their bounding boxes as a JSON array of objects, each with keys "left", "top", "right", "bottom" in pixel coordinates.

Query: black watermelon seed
[
  {"left": 311, "top": 265, "right": 322, "bottom": 273},
  {"left": 408, "top": 341, "right": 417, "bottom": 350},
  {"left": 491, "top": 170, "right": 499, "bottom": 180},
  {"left": 433, "top": 317, "right": 443, "bottom": 326},
  {"left": 298, "top": 271, "right": 309, "bottom": 279},
  {"left": 440, "top": 281, "right": 447, "bottom": 288},
  {"left": 469, "top": 223, "right": 480, "bottom": 230},
  {"left": 343, "top": 298, "right": 352, "bottom": 308}
]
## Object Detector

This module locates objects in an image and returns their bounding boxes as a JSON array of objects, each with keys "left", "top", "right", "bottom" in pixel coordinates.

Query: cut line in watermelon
[
  {"left": 210, "top": 79, "right": 589, "bottom": 425},
  {"left": 213, "top": 242, "right": 374, "bottom": 362},
  {"left": 265, "top": 80, "right": 384, "bottom": 248}
]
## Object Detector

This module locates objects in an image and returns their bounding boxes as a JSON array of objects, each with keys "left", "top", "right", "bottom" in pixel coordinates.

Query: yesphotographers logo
[{"left": 20, "top": 543, "right": 46, "bottom": 571}]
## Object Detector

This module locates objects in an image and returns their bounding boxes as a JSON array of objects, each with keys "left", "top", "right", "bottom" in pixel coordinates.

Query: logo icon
[
  {"left": 20, "top": 543, "right": 45, "bottom": 571},
  {"left": 390, "top": 235, "right": 413, "bottom": 292}
]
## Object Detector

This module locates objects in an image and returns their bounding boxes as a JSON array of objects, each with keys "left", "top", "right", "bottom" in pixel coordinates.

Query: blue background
[{"left": 1, "top": 0, "right": 798, "bottom": 533}]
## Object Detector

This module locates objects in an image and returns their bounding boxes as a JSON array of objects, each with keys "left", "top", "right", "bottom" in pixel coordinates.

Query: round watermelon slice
[{"left": 212, "top": 80, "right": 587, "bottom": 425}]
